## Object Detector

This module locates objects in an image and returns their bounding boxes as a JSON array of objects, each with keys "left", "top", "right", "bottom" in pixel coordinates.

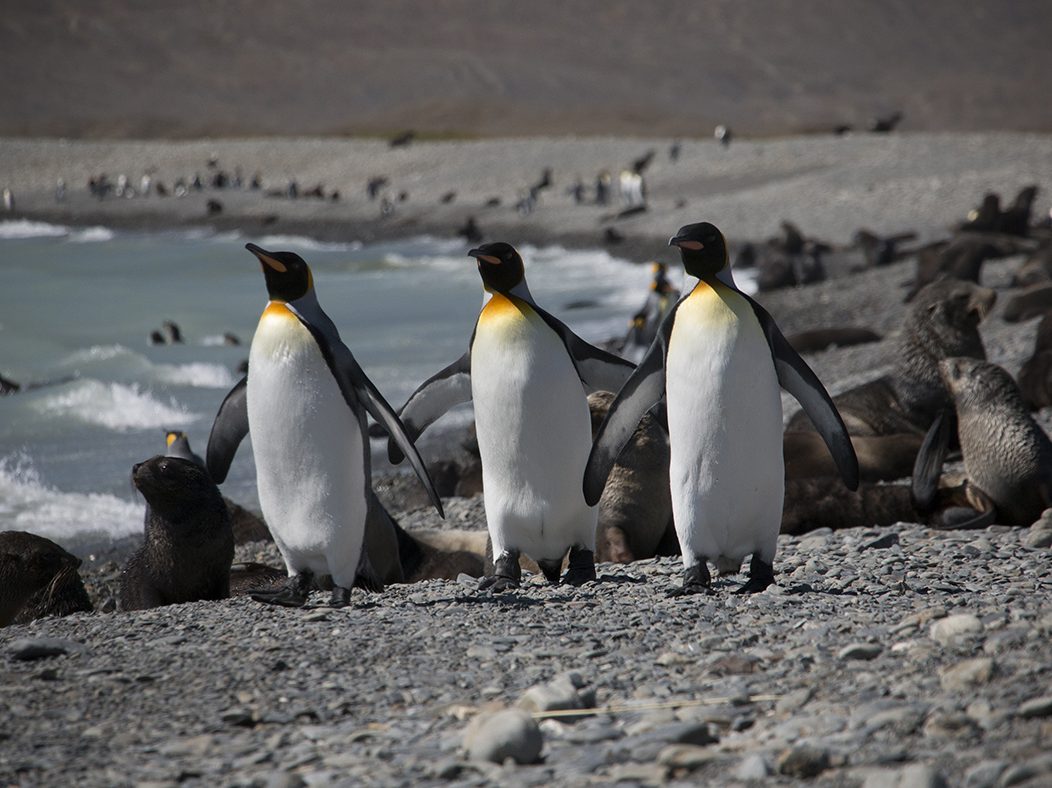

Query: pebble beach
[{"left": 3, "top": 131, "right": 1052, "bottom": 786}]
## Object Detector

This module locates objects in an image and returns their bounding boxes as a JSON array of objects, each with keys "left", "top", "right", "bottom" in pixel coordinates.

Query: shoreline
[{"left": 4, "top": 133, "right": 1052, "bottom": 257}]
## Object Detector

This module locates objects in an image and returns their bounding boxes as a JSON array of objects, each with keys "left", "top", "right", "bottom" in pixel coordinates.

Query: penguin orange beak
[
  {"left": 468, "top": 248, "right": 501, "bottom": 266},
  {"left": 246, "top": 243, "right": 287, "bottom": 273},
  {"left": 669, "top": 236, "right": 704, "bottom": 251}
]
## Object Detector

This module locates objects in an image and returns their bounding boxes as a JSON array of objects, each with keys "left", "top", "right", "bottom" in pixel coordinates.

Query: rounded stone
[
  {"left": 929, "top": 614, "right": 983, "bottom": 645},
  {"left": 463, "top": 708, "right": 543, "bottom": 765}
]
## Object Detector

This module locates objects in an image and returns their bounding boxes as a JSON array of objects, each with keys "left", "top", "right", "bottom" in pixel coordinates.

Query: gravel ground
[
  {"left": 3, "top": 524, "right": 1051, "bottom": 787},
  {"left": 3, "top": 133, "right": 1052, "bottom": 786}
]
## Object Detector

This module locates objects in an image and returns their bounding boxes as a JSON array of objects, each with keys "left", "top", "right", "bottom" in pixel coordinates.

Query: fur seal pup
[
  {"left": 914, "top": 358, "right": 1052, "bottom": 527},
  {"left": 588, "top": 390, "right": 673, "bottom": 564},
  {"left": 784, "top": 431, "right": 923, "bottom": 483},
  {"left": 786, "top": 280, "right": 995, "bottom": 440},
  {"left": 1011, "top": 240, "right": 1052, "bottom": 288},
  {"left": 389, "top": 241, "right": 634, "bottom": 591},
  {"left": 786, "top": 327, "right": 882, "bottom": 355},
  {"left": 119, "top": 455, "right": 235, "bottom": 611},
  {"left": 586, "top": 222, "right": 857, "bottom": 596},
  {"left": 904, "top": 237, "right": 1005, "bottom": 302},
  {"left": 0, "top": 531, "right": 92, "bottom": 626},
  {"left": 1001, "top": 185, "right": 1039, "bottom": 237},
  {"left": 1003, "top": 283, "right": 1052, "bottom": 323},
  {"left": 781, "top": 476, "right": 994, "bottom": 535},
  {"left": 1017, "top": 311, "right": 1052, "bottom": 410}
]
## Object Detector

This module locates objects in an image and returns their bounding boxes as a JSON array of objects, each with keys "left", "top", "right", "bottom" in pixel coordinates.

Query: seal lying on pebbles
[
  {"left": 119, "top": 456, "right": 235, "bottom": 611},
  {"left": 913, "top": 358, "right": 1052, "bottom": 527},
  {"left": 785, "top": 327, "right": 882, "bottom": 355},
  {"left": 1017, "top": 311, "right": 1052, "bottom": 410},
  {"left": 780, "top": 476, "right": 993, "bottom": 535},
  {"left": 1002, "top": 283, "right": 1052, "bottom": 323},
  {"left": 0, "top": 531, "right": 93, "bottom": 626},
  {"left": 787, "top": 280, "right": 995, "bottom": 439},
  {"left": 783, "top": 431, "right": 923, "bottom": 483}
]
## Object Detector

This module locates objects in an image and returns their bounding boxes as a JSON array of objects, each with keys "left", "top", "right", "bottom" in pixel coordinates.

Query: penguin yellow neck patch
[
  {"left": 480, "top": 292, "right": 529, "bottom": 323},
  {"left": 261, "top": 301, "right": 298, "bottom": 321}
]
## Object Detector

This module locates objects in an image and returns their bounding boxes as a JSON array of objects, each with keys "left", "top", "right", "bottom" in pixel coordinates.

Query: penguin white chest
[
  {"left": 665, "top": 281, "right": 784, "bottom": 565},
  {"left": 246, "top": 302, "right": 366, "bottom": 583},
  {"left": 469, "top": 294, "right": 595, "bottom": 560}
]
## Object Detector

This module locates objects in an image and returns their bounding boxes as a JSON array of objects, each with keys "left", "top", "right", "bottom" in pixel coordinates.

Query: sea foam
[
  {"left": 33, "top": 380, "right": 196, "bottom": 431},
  {"left": 0, "top": 454, "right": 143, "bottom": 543}
]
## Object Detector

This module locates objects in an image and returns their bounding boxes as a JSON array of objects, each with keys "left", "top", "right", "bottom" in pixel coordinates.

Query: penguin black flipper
[
  {"left": 911, "top": 409, "right": 954, "bottom": 510},
  {"left": 583, "top": 307, "right": 676, "bottom": 506},
  {"left": 286, "top": 304, "right": 445, "bottom": 519},
  {"left": 532, "top": 304, "right": 636, "bottom": 392},
  {"left": 206, "top": 376, "right": 249, "bottom": 484},
  {"left": 388, "top": 350, "right": 473, "bottom": 465},
  {"left": 743, "top": 294, "right": 860, "bottom": 490}
]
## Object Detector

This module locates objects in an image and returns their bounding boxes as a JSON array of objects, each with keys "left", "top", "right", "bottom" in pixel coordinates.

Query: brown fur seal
[
  {"left": 914, "top": 358, "right": 1052, "bottom": 526},
  {"left": 395, "top": 527, "right": 488, "bottom": 582},
  {"left": 904, "top": 236, "right": 1005, "bottom": 302},
  {"left": 119, "top": 456, "right": 235, "bottom": 611},
  {"left": 780, "top": 476, "right": 994, "bottom": 535},
  {"left": 1010, "top": 240, "right": 1052, "bottom": 288},
  {"left": 1017, "top": 311, "right": 1052, "bottom": 410},
  {"left": 588, "top": 391, "right": 673, "bottom": 563},
  {"left": 0, "top": 531, "right": 92, "bottom": 626},
  {"left": 784, "top": 431, "right": 923, "bottom": 483},
  {"left": 1003, "top": 283, "right": 1052, "bottom": 323},
  {"left": 786, "top": 327, "right": 882, "bottom": 355},
  {"left": 787, "top": 280, "right": 995, "bottom": 440}
]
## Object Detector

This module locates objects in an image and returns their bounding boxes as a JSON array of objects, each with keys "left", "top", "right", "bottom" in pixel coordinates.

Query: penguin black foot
[
  {"left": 563, "top": 546, "right": 596, "bottom": 586},
  {"left": 328, "top": 586, "right": 352, "bottom": 608},
  {"left": 537, "top": 558, "right": 563, "bottom": 585},
  {"left": 478, "top": 550, "right": 521, "bottom": 593},
  {"left": 667, "top": 563, "right": 712, "bottom": 597},
  {"left": 734, "top": 556, "right": 775, "bottom": 595},
  {"left": 251, "top": 571, "right": 312, "bottom": 607}
]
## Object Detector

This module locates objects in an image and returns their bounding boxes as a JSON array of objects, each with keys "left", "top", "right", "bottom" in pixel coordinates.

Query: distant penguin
[
  {"left": 389, "top": 242, "right": 635, "bottom": 590},
  {"left": 206, "top": 244, "right": 443, "bottom": 607},
  {"left": 585, "top": 222, "right": 858, "bottom": 595},
  {"left": 714, "top": 125, "right": 732, "bottom": 146},
  {"left": 165, "top": 429, "right": 204, "bottom": 468},
  {"left": 162, "top": 320, "right": 184, "bottom": 344},
  {"left": 2, "top": 188, "right": 13, "bottom": 212}
]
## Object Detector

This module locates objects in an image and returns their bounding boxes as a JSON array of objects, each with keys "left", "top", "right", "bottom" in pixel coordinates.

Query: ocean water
[{"left": 0, "top": 220, "right": 755, "bottom": 552}]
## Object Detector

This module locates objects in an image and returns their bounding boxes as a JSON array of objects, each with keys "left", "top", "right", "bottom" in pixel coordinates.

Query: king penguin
[
  {"left": 206, "top": 244, "right": 443, "bottom": 607},
  {"left": 388, "top": 242, "right": 635, "bottom": 591},
  {"left": 585, "top": 223, "right": 858, "bottom": 595},
  {"left": 164, "top": 429, "right": 204, "bottom": 468}
]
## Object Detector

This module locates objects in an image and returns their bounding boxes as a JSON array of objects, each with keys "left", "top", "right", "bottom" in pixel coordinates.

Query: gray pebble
[
  {"left": 463, "top": 708, "right": 543, "bottom": 765},
  {"left": 777, "top": 744, "right": 830, "bottom": 778},
  {"left": 1017, "top": 696, "right": 1052, "bottom": 719},
  {"left": 839, "top": 642, "right": 884, "bottom": 660},
  {"left": 8, "top": 638, "right": 84, "bottom": 661},
  {"left": 930, "top": 614, "right": 983, "bottom": 646}
]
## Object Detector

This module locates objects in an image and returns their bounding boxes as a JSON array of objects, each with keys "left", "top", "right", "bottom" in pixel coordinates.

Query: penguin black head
[
  {"left": 246, "top": 243, "right": 313, "bottom": 302},
  {"left": 468, "top": 242, "right": 525, "bottom": 294},
  {"left": 668, "top": 222, "right": 729, "bottom": 279}
]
